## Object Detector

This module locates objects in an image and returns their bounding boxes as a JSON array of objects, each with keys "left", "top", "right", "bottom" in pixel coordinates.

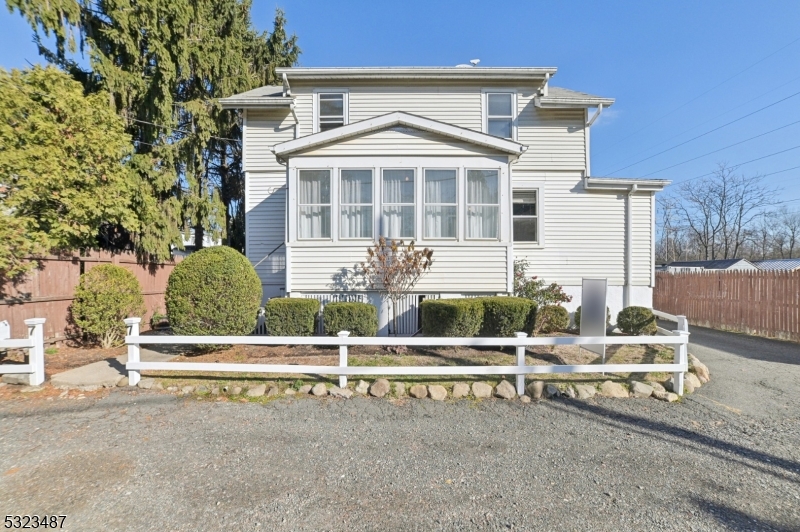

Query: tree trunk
[{"left": 194, "top": 224, "right": 205, "bottom": 250}]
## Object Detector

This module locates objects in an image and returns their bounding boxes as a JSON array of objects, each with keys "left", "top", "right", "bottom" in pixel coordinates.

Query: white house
[
  {"left": 220, "top": 66, "right": 668, "bottom": 335},
  {"left": 664, "top": 258, "right": 757, "bottom": 273}
]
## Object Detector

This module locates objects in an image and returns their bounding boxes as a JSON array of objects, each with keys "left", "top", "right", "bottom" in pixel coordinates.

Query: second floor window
[
  {"left": 318, "top": 93, "right": 345, "bottom": 132},
  {"left": 486, "top": 93, "right": 514, "bottom": 139}
]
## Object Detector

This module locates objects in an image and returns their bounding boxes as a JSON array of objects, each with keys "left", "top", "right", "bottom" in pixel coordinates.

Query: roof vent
[{"left": 455, "top": 59, "right": 480, "bottom": 67}]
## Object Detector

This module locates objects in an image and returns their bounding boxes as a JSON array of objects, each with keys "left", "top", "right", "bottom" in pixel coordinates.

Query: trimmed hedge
[
  {"left": 166, "top": 246, "right": 262, "bottom": 336},
  {"left": 574, "top": 305, "right": 611, "bottom": 330},
  {"left": 479, "top": 297, "right": 536, "bottom": 337},
  {"left": 264, "top": 298, "right": 320, "bottom": 336},
  {"left": 536, "top": 305, "right": 569, "bottom": 334},
  {"left": 420, "top": 298, "right": 484, "bottom": 337},
  {"left": 323, "top": 302, "right": 378, "bottom": 337},
  {"left": 71, "top": 264, "right": 145, "bottom": 348},
  {"left": 617, "top": 306, "right": 657, "bottom": 336}
]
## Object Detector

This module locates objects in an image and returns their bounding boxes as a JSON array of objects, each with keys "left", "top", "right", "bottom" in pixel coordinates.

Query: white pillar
[
  {"left": 24, "top": 318, "right": 46, "bottom": 386},
  {"left": 338, "top": 331, "right": 350, "bottom": 388},
  {"left": 124, "top": 317, "right": 141, "bottom": 386},
  {"left": 515, "top": 332, "right": 528, "bottom": 395}
]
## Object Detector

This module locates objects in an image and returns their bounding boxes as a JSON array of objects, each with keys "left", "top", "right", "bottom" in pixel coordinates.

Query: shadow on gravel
[
  {"left": 692, "top": 496, "right": 800, "bottom": 531},
  {"left": 550, "top": 400, "right": 800, "bottom": 484},
  {"left": 676, "top": 323, "right": 800, "bottom": 366}
]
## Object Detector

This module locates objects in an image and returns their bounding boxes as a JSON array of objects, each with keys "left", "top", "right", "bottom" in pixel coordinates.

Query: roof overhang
[
  {"left": 272, "top": 111, "right": 528, "bottom": 158},
  {"left": 535, "top": 95, "right": 615, "bottom": 109},
  {"left": 584, "top": 177, "right": 670, "bottom": 192},
  {"left": 218, "top": 97, "right": 293, "bottom": 110},
  {"left": 275, "top": 67, "right": 558, "bottom": 82}
]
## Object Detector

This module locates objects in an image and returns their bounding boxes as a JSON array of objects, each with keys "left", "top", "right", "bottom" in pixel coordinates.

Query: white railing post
[
  {"left": 338, "top": 331, "right": 350, "bottom": 388},
  {"left": 515, "top": 332, "right": 528, "bottom": 395},
  {"left": 673, "top": 331, "right": 690, "bottom": 397},
  {"left": 24, "top": 318, "right": 46, "bottom": 386},
  {"left": 676, "top": 315, "right": 689, "bottom": 334},
  {"left": 124, "top": 317, "right": 141, "bottom": 386}
]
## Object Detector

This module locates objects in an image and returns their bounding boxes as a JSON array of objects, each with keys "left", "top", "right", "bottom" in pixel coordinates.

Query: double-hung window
[
  {"left": 486, "top": 93, "right": 514, "bottom": 139},
  {"left": 340, "top": 170, "right": 373, "bottom": 239},
  {"left": 318, "top": 93, "right": 345, "bottom": 132},
  {"left": 381, "top": 169, "right": 415, "bottom": 238},
  {"left": 512, "top": 190, "right": 538, "bottom": 242},
  {"left": 298, "top": 170, "right": 331, "bottom": 239},
  {"left": 467, "top": 169, "right": 499, "bottom": 239},
  {"left": 424, "top": 169, "right": 457, "bottom": 239}
]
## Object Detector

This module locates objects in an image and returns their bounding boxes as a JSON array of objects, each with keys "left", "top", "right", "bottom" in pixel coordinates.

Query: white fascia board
[
  {"left": 219, "top": 98, "right": 293, "bottom": 110},
  {"left": 584, "top": 177, "right": 670, "bottom": 192},
  {"left": 272, "top": 111, "right": 528, "bottom": 157},
  {"left": 535, "top": 96, "right": 616, "bottom": 108},
  {"left": 275, "top": 67, "right": 558, "bottom": 81}
]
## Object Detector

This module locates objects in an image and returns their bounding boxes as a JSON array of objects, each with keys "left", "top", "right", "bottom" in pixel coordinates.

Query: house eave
[
  {"left": 275, "top": 66, "right": 558, "bottom": 82},
  {"left": 218, "top": 98, "right": 293, "bottom": 110},
  {"left": 584, "top": 177, "right": 670, "bottom": 192},
  {"left": 535, "top": 96, "right": 616, "bottom": 108}
]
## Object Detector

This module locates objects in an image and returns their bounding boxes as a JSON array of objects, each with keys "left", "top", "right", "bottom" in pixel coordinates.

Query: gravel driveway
[{"left": 1, "top": 326, "right": 799, "bottom": 531}]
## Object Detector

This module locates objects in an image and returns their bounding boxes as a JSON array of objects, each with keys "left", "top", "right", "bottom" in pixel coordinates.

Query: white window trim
[
  {"left": 380, "top": 167, "right": 417, "bottom": 241},
  {"left": 465, "top": 168, "right": 501, "bottom": 241},
  {"left": 423, "top": 167, "right": 459, "bottom": 241},
  {"left": 511, "top": 181, "right": 545, "bottom": 248},
  {"left": 482, "top": 89, "right": 518, "bottom": 141},
  {"left": 313, "top": 89, "right": 350, "bottom": 134},
  {"left": 339, "top": 168, "right": 375, "bottom": 241},
  {"left": 296, "top": 168, "right": 333, "bottom": 241}
]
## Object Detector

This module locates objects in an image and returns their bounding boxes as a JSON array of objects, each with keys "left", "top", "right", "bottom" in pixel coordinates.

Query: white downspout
[{"left": 624, "top": 183, "right": 638, "bottom": 308}]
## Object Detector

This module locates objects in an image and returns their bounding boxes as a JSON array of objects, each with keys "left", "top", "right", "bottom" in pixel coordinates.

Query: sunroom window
[
  {"left": 340, "top": 170, "right": 373, "bottom": 239},
  {"left": 298, "top": 170, "right": 331, "bottom": 239},
  {"left": 424, "top": 169, "right": 457, "bottom": 239},
  {"left": 512, "top": 190, "right": 538, "bottom": 242},
  {"left": 381, "top": 169, "right": 415, "bottom": 239},
  {"left": 318, "top": 93, "right": 345, "bottom": 132},
  {"left": 467, "top": 169, "right": 499, "bottom": 239},
  {"left": 486, "top": 93, "right": 513, "bottom": 139}
]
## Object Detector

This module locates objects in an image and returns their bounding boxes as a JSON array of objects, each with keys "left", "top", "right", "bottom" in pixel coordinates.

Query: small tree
[{"left": 360, "top": 238, "right": 433, "bottom": 336}]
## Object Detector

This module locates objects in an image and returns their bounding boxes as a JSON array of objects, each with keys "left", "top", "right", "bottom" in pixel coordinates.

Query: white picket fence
[
  {"left": 0, "top": 318, "right": 46, "bottom": 386},
  {"left": 124, "top": 314, "right": 690, "bottom": 396}
]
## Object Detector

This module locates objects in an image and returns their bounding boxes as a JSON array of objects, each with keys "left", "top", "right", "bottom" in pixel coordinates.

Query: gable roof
[
  {"left": 752, "top": 258, "right": 800, "bottom": 271},
  {"left": 218, "top": 85, "right": 291, "bottom": 109},
  {"left": 667, "top": 259, "right": 754, "bottom": 269},
  {"left": 536, "top": 86, "right": 615, "bottom": 108},
  {"left": 272, "top": 111, "right": 528, "bottom": 158}
]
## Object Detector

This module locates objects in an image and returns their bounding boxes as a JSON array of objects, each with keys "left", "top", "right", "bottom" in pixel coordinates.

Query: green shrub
[
  {"left": 574, "top": 305, "right": 611, "bottom": 330},
  {"left": 420, "top": 298, "right": 484, "bottom": 337},
  {"left": 535, "top": 305, "right": 569, "bottom": 335},
  {"left": 478, "top": 297, "right": 536, "bottom": 337},
  {"left": 616, "top": 306, "right": 657, "bottom": 335},
  {"left": 71, "top": 264, "right": 145, "bottom": 348},
  {"left": 166, "top": 246, "right": 262, "bottom": 336},
  {"left": 323, "top": 302, "right": 378, "bottom": 337},
  {"left": 264, "top": 298, "right": 320, "bottom": 336}
]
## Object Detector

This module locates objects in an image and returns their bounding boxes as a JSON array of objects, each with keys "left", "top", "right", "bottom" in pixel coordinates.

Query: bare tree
[{"left": 777, "top": 207, "right": 800, "bottom": 259}]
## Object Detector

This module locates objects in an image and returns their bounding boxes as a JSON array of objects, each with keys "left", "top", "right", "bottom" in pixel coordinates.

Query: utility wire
[
  {"left": 603, "top": 90, "right": 800, "bottom": 175},
  {"left": 603, "top": 35, "right": 800, "bottom": 151},
  {"left": 670, "top": 146, "right": 800, "bottom": 185}
]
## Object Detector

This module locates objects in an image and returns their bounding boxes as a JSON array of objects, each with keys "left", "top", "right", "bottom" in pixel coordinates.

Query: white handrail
[{"left": 0, "top": 318, "right": 46, "bottom": 385}]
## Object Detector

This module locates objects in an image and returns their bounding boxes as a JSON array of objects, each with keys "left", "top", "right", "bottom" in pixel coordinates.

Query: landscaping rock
[
  {"left": 428, "top": 385, "right": 447, "bottom": 401},
  {"left": 195, "top": 385, "right": 209, "bottom": 394},
  {"left": 2, "top": 374, "right": 30, "bottom": 385},
  {"left": 246, "top": 385, "right": 266, "bottom": 397},
  {"left": 472, "top": 382, "right": 493, "bottom": 399},
  {"left": 181, "top": 385, "right": 195, "bottom": 394},
  {"left": 369, "top": 379, "right": 391, "bottom": 398},
  {"left": 563, "top": 385, "right": 577, "bottom": 399},
  {"left": 298, "top": 385, "right": 313, "bottom": 394},
  {"left": 137, "top": 378, "right": 155, "bottom": 390},
  {"left": 267, "top": 386, "right": 280, "bottom": 397},
  {"left": 574, "top": 384, "right": 596, "bottom": 400},
  {"left": 600, "top": 381, "right": 628, "bottom": 398},
  {"left": 545, "top": 384, "right": 561, "bottom": 398},
  {"left": 329, "top": 387, "right": 353, "bottom": 399},
  {"left": 394, "top": 382, "right": 405, "bottom": 397},
  {"left": 689, "top": 354, "right": 710, "bottom": 383},
  {"left": 284, "top": 388, "right": 296, "bottom": 395},
  {"left": 355, "top": 380, "right": 370, "bottom": 395},
  {"left": 526, "top": 381, "right": 545, "bottom": 400},
  {"left": 152, "top": 382, "right": 164, "bottom": 391},
  {"left": 167, "top": 386, "right": 178, "bottom": 393},
  {"left": 653, "top": 390, "right": 679, "bottom": 402},
  {"left": 452, "top": 382, "right": 470, "bottom": 399},
  {"left": 494, "top": 380, "right": 516, "bottom": 400},
  {"left": 231, "top": 386, "right": 243, "bottom": 395},
  {"left": 409, "top": 385, "right": 428, "bottom": 399},
  {"left": 0, "top": 382, "right": 6, "bottom": 388},
  {"left": 211, "top": 386, "right": 220, "bottom": 395},
  {"left": 685, "top": 372, "right": 702, "bottom": 393},
  {"left": 648, "top": 381, "right": 666, "bottom": 393},
  {"left": 519, "top": 395, "right": 531, "bottom": 404},
  {"left": 117, "top": 376, "right": 130, "bottom": 387},
  {"left": 311, "top": 383, "right": 328, "bottom": 397},
  {"left": 630, "top": 381, "right": 654, "bottom": 398}
]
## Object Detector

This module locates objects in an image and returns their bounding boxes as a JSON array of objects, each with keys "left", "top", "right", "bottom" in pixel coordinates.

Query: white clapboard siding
[
  {"left": 516, "top": 91, "right": 586, "bottom": 171},
  {"left": 246, "top": 172, "right": 287, "bottom": 298},
  {"left": 244, "top": 109, "right": 294, "bottom": 173},
  {"left": 513, "top": 173, "right": 652, "bottom": 287},
  {"left": 289, "top": 245, "right": 509, "bottom": 293}
]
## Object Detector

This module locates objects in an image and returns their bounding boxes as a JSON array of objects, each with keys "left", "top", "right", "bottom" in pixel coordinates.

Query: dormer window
[
  {"left": 317, "top": 92, "right": 347, "bottom": 132},
  {"left": 485, "top": 92, "right": 515, "bottom": 139}
]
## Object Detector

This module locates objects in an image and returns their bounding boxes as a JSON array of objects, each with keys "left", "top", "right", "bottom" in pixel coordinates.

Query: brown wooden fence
[
  {"left": 0, "top": 251, "right": 182, "bottom": 342},
  {"left": 654, "top": 270, "right": 800, "bottom": 342}
]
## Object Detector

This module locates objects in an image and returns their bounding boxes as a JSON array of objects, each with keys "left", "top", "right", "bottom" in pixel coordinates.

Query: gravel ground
[{"left": 1, "top": 326, "right": 799, "bottom": 531}]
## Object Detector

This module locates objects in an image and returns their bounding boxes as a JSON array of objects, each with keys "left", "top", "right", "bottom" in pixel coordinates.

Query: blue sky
[{"left": 2, "top": 0, "right": 800, "bottom": 206}]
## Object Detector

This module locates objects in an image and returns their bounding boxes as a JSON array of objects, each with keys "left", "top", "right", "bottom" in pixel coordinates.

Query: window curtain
[
  {"left": 299, "top": 170, "right": 331, "bottom": 239},
  {"left": 381, "top": 170, "right": 415, "bottom": 238},
  {"left": 340, "top": 170, "right": 373, "bottom": 239},
  {"left": 467, "top": 170, "right": 499, "bottom": 239},
  {"left": 424, "top": 170, "right": 457, "bottom": 238}
]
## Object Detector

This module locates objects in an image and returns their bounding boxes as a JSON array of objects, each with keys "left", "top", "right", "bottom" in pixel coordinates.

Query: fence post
[
  {"left": 338, "top": 331, "right": 350, "bottom": 388},
  {"left": 124, "top": 317, "right": 141, "bottom": 386},
  {"left": 24, "top": 318, "right": 46, "bottom": 386},
  {"left": 515, "top": 332, "right": 528, "bottom": 396}
]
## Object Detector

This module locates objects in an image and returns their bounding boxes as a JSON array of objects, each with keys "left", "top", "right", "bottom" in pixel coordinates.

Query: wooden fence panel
[
  {"left": 1, "top": 251, "right": 182, "bottom": 341},
  {"left": 654, "top": 270, "right": 800, "bottom": 342}
]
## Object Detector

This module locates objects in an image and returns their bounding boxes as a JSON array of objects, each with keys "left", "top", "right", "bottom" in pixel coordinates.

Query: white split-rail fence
[
  {"left": 0, "top": 318, "right": 46, "bottom": 386},
  {"left": 124, "top": 311, "right": 690, "bottom": 396}
]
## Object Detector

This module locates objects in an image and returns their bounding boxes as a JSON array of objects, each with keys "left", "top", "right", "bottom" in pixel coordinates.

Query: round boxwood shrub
[
  {"left": 71, "top": 264, "right": 145, "bottom": 348},
  {"left": 534, "top": 305, "right": 569, "bottom": 335},
  {"left": 166, "top": 246, "right": 262, "bottom": 336},
  {"left": 479, "top": 296, "right": 536, "bottom": 337},
  {"left": 323, "top": 301, "right": 378, "bottom": 337},
  {"left": 264, "top": 298, "right": 320, "bottom": 336},
  {"left": 421, "top": 298, "right": 484, "bottom": 337},
  {"left": 574, "top": 305, "right": 611, "bottom": 330},
  {"left": 616, "top": 306, "right": 657, "bottom": 336}
]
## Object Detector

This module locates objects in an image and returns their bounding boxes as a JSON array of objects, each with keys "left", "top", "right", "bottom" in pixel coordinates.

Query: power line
[
  {"left": 670, "top": 146, "right": 800, "bottom": 185},
  {"left": 603, "top": 35, "right": 800, "bottom": 151},
  {"left": 602, "top": 89, "right": 800, "bottom": 175},
  {"left": 643, "top": 120, "right": 800, "bottom": 177}
]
